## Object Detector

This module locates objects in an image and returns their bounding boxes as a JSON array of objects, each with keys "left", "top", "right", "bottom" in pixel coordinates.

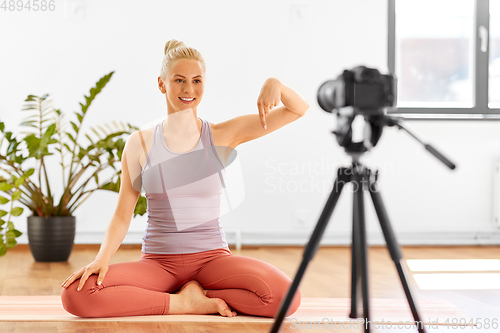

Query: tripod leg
[
  {"left": 368, "top": 179, "right": 428, "bottom": 333},
  {"left": 355, "top": 168, "right": 371, "bottom": 332},
  {"left": 349, "top": 178, "right": 362, "bottom": 319},
  {"left": 269, "top": 168, "right": 350, "bottom": 333}
]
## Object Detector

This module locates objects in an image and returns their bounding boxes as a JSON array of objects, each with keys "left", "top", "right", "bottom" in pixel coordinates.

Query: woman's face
[{"left": 159, "top": 59, "right": 205, "bottom": 113}]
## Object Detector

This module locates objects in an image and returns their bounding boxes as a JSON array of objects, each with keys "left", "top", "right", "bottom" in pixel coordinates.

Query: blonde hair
[{"left": 159, "top": 39, "right": 206, "bottom": 80}]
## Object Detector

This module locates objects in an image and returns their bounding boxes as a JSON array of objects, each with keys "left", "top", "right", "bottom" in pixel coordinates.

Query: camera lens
[{"left": 317, "top": 80, "right": 338, "bottom": 113}]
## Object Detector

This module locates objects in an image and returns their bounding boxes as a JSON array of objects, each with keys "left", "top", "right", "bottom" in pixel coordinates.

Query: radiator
[{"left": 494, "top": 163, "right": 500, "bottom": 226}]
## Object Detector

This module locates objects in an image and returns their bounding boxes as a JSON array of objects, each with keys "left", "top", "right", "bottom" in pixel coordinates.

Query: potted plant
[{"left": 0, "top": 71, "right": 147, "bottom": 261}]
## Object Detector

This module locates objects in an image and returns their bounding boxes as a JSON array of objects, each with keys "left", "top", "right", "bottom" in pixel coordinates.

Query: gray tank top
[{"left": 139, "top": 117, "right": 228, "bottom": 254}]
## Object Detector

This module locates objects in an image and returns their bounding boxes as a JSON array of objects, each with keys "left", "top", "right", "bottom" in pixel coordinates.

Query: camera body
[
  {"left": 317, "top": 66, "right": 397, "bottom": 113},
  {"left": 317, "top": 66, "right": 398, "bottom": 152}
]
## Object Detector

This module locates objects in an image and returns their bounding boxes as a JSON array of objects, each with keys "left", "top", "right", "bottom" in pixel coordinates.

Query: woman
[{"left": 60, "top": 39, "right": 309, "bottom": 318}]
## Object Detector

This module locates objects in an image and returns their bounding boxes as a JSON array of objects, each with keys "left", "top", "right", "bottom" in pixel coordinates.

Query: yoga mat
[{"left": 0, "top": 296, "right": 473, "bottom": 326}]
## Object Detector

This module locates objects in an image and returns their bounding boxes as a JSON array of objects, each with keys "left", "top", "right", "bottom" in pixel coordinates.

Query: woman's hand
[
  {"left": 257, "top": 78, "right": 282, "bottom": 129},
  {"left": 61, "top": 258, "right": 109, "bottom": 291}
]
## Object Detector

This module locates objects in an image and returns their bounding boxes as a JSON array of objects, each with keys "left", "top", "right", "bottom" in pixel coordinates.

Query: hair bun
[
  {"left": 164, "top": 39, "right": 186, "bottom": 55},
  {"left": 159, "top": 39, "right": 205, "bottom": 80}
]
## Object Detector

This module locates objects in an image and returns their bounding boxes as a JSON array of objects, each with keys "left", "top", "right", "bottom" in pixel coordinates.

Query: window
[
  {"left": 490, "top": 0, "right": 500, "bottom": 107},
  {"left": 388, "top": 0, "right": 500, "bottom": 118}
]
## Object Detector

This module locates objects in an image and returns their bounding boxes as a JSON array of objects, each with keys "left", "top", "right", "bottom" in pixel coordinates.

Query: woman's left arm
[
  {"left": 256, "top": 78, "right": 309, "bottom": 129},
  {"left": 219, "top": 78, "right": 310, "bottom": 148},
  {"left": 272, "top": 78, "right": 309, "bottom": 117}
]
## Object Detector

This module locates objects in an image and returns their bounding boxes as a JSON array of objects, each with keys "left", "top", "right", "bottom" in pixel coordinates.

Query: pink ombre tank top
[{"left": 139, "top": 117, "right": 228, "bottom": 254}]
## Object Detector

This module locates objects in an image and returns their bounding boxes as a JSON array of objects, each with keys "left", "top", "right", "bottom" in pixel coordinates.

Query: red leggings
[{"left": 61, "top": 246, "right": 301, "bottom": 318}]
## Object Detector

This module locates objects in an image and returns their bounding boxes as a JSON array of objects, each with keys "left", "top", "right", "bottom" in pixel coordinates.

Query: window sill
[{"left": 388, "top": 113, "right": 500, "bottom": 121}]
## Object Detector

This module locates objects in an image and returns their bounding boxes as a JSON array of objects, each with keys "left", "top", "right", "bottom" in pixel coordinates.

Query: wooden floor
[{"left": 1, "top": 244, "right": 499, "bottom": 332}]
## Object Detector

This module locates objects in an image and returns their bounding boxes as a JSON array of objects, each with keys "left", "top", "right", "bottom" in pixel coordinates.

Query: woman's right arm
[
  {"left": 61, "top": 132, "right": 143, "bottom": 290},
  {"left": 94, "top": 211, "right": 136, "bottom": 263},
  {"left": 94, "top": 142, "right": 142, "bottom": 262}
]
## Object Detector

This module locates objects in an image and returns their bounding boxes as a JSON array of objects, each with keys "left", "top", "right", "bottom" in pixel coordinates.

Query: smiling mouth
[{"left": 179, "top": 97, "right": 195, "bottom": 102}]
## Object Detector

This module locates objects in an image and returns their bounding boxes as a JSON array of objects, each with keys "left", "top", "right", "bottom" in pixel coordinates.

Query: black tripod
[{"left": 269, "top": 114, "right": 456, "bottom": 333}]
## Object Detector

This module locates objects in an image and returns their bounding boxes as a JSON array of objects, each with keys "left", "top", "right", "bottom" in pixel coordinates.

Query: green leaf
[
  {"left": 133, "top": 195, "right": 147, "bottom": 217},
  {"left": 25, "top": 168, "right": 35, "bottom": 177},
  {"left": 0, "top": 210, "right": 7, "bottom": 217},
  {"left": 11, "top": 207, "right": 24, "bottom": 216},
  {"left": 19, "top": 120, "right": 37, "bottom": 127},
  {"left": 19, "top": 120, "right": 37, "bottom": 126},
  {"left": 24, "top": 134, "right": 42, "bottom": 158},
  {"left": 91, "top": 127, "right": 101, "bottom": 139},
  {"left": 77, "top": 145, "right": 87, "bottom": 158},
  {"left": 0, "top": 182, "right": 13, "bottom": 191},
  {"left": 85, "top": 134, "right": 95, "bottom": 145},
  {"left": 22, "top": 113, "right": 40, "bottom": 119},
  {"left": 0, "top": 196, "right": 9, "bottom": 205},
  {"left": 14, "top": 177, "right": 24, "bottom": 187},
  {"left": 70, "top": 121, "right": 78, "bottom": 133},
  {"left": 6, "top": 238, "right": 17, "bottom": 249},
  {"left": 21, "top": 106, "right": 38, "bottom": 112},
  {"left": 80, "top": 71, "right": 114, "bottom": 115},
  {"left": 101, "top": 179, "right": 119, "bottom": 192},
  {"left": 6, "top": 228, "right": 22, "bottom": 239},
  {"left": 0, "top": 122, "right": 4, "bottom": 132},
  {"left": 0, "top": 242, "right": 6, "bottom": 256},
  {"left": 25, "top": 95, "right": 38, "bottom": 102},
  {"left": 15, "top": 154, "right": 27, "bottom": 164},
  {"left": 115, "top": 138, "right": 125, "bottom": 150},
  {"left": 66, "top": 133, "right": 76, "bottom": 143},
  {"left": 0, "top": 219, "right": 5, "bottom": 226},
  {"left": 106, "top": 138, "right": 114, "bottom": 148},
  {"left": 11, "top": 190, "right": 21, "bottom": 201},
  {"left": 20, "top": 124, "right": 38, "bottom": 130},
  {"left": 40, "top": 123, "right": 57, "bottom": 146}
]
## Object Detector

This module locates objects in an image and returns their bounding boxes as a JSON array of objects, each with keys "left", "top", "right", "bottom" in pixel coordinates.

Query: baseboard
[{"left": 14, "top": 230, "right": 500, "bottom": 246}]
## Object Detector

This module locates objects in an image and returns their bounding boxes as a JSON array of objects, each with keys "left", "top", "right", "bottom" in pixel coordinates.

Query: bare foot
[{"left": 171, "top": 280, "right": 237, "bottom": 317}]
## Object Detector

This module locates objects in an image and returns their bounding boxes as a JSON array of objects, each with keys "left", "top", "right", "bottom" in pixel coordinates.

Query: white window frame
[{"left": 388, "top": 0, "right": 500, "bottom": 120}]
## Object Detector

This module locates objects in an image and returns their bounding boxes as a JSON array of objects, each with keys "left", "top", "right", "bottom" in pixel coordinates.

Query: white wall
[{"left": 1, "top": 0, "right": 499, "bottom": 246}]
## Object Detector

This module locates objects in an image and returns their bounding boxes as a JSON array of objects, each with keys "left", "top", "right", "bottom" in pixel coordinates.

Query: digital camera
[{"left": 317, "top": 66, "right": 397, "bottom": 113}]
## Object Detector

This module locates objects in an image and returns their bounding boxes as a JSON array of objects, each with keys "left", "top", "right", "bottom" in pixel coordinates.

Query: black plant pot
[{"left": 27, "top": 216, "right": 76, "bottom": 262}]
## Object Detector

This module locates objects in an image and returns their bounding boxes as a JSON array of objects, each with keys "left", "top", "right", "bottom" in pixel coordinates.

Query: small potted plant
[{"left": 0, "top": 71, "right": 147, "bottom": 261}]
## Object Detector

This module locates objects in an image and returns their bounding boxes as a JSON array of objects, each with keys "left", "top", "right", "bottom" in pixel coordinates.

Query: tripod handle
[
  {"left": 385, "top": 116, "right": 457, "bottom": 170},
  {"left": 425, "top": 144, "right": 456, "bottom": 169}
]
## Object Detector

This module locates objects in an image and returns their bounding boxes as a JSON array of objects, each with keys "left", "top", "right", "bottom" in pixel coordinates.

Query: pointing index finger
[
  {"left": 258, "top": 105, "right": 266, "bottom": 129},
  {"left": 263, "top": 106, "right": 270, "bottom": 129}
]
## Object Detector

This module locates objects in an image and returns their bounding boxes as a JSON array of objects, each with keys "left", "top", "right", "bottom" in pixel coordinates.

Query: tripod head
[
  {"left": 330, "top": 106, "right": 385, "bottom": 154},
  {"left": 317, "top": 66, "right": 456, "bottom": 169}
]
